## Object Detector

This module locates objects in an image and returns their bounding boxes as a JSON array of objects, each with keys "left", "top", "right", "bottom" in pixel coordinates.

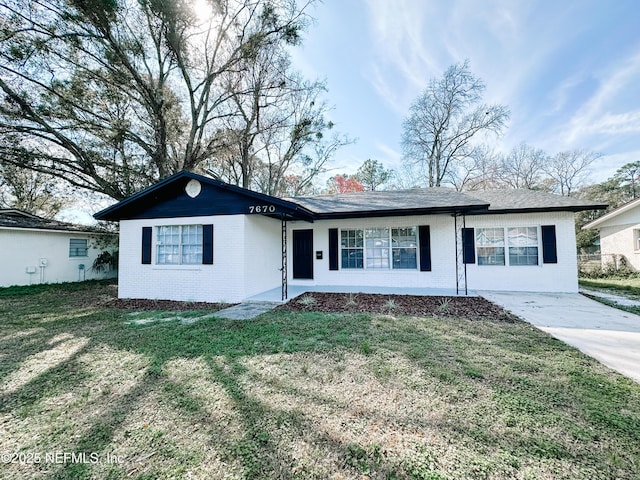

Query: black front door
[{"left": 292, "top": 229, "right": 314, "bottom": 279}]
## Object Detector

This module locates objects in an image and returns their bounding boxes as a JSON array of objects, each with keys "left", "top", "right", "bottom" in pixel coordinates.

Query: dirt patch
[
  {"left": 277, "top": 292, "right": 516, "bottom": 321},
  {"left": 101, "top": 298, "right": 233, "bottom": 312}
]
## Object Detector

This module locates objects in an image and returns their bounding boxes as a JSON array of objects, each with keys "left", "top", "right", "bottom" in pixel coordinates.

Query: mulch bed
[{"left": 277, "top": 292, "right": 517, "bottom": 321}]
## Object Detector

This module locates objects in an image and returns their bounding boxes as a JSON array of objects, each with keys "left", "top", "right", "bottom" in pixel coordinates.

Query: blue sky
[{"left": 290, "top": 0, "right": 640, "bottom": 182}]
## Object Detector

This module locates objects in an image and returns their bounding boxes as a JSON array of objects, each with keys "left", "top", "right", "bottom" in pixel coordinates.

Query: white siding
[
  {"left": 287, "top": 215, "right": 458, "bottom": 290},
  {"left": 0, "top": 229, "right": 110, "bottom": 287},
  {"left": 465, "top": 212, "right": 579, "bottom": 293}
]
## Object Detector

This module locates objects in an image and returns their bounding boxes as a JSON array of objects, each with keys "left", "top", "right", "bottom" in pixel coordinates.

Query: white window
[
  {"left": 341, "top": 229, "right": 364, "bottom": 269},
  {"left": 477, "top": 227, "right": 540, "bottom": 266},
  {"left": 392, "top": 227, "right": 418, "bottom": 269},
  {"left": 508, "top": 227, "right": 539, "bottom": 265},
  {"left": 340, "top": 227, "right": 418, "bottom": 270},
  {"left": 365, "top": 228, "right": 389, "bottom": 269},
  {"left": 634, "top": 229, "right": 640, "bottom": 251},
  {"left": 476, "top": 228, "right": 505, "bottom": 265},
  {"left": 157, "top": 225, "right": 203, "bottom": 265},
  {"left": 69, "top": 238, "right": 88, "bottom": 257}
]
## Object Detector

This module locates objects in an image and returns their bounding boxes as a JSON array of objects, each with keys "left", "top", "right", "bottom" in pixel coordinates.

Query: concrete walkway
[
  {"left": 580, "top": 287, "right": 640, "bottom": 307},
  {"left": 480, "top": 292, "right": 640, "bottom": 383},
  {"left": 214, "top": 301, "right": 280, "bottom": 320}
]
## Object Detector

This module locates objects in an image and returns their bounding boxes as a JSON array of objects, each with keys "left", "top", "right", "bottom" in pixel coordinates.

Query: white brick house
[
  {"left": 583, "top": 197, "right": 640, "bottom": 270},
  {"left": 95, "top": 171, "right": 605, "bottom": 303},
  {"left": 0, "top": 209, "right": 116, "bottom": 287}
]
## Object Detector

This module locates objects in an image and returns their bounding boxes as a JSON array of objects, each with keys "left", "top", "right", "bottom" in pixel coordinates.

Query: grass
[
  {"left": 579, "top": 277, "right": 640, "bottom": 296},
  {"left": 1, "top": 281, "right": 639, "bottom": 479}
]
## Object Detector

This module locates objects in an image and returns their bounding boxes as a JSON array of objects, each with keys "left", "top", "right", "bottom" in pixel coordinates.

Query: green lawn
[
  {"left": 1, "top": 281, "right": 639, "bottom": 479},
  {"left": 579, "top": 277, "right": 640, "bottom": 296}
]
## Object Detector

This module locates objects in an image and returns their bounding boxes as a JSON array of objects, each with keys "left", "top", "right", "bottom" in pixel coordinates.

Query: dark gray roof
[
  {"left": 463, "top": 189, "right": 607, "bottom": 213},
  {"left": 289, "top": 188, "right": 489, "bottom": 218},
  {"left": 0, "top": 209, "right": 105, "bottom": 233},
  {"left": 289, "top": 188, "right": 606, "bottom": 218}
]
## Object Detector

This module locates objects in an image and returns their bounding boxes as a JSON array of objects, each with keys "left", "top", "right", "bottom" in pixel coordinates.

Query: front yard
[{"left": 1, "top": 281, "right": 639, "bottom": 479}]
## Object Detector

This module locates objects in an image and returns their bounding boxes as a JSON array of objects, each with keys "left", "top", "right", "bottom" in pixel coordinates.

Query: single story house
[
  {"left": 583, "top": 197, "right": 640, "bottom": 270},
  {"left": 0, "top": 209, "right": 116, "bottom": 287},
  {"left": 94, "top": 171, "right": 606, "bottom": 303}
]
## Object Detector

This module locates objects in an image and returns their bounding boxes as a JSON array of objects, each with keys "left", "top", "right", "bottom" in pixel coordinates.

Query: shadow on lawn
[{"left": 1, "top": 291, "right": 640, "bottom": 479}]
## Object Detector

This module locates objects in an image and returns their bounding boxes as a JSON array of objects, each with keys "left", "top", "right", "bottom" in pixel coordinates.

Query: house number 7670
[{"left": 248, "top": 205, "right": 276, "bottom": 213}]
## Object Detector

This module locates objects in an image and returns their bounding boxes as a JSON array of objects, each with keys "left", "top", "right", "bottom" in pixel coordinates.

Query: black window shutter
[
  {"left": 462, "top": 228, "right": 475, "bottom": 264},
  {"left": 141, "top": 227, "right": 152, "bottom": 264},
  {"left": 418, "top": 225, "right": 432, "bottom": 271},
  {"left": 328, "top": 228, "right": 338, "bottom": 270},
  {"left": 202, "top": 224, "right": 214, "bottom": 264},
  {"left": 541, "top": 225, "right": 558, "bottom": 264}
]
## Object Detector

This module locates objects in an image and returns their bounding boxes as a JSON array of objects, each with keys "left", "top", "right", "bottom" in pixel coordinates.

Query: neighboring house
[
  {"left": 583, "top": 197, "right": 640, "bottom": 270},
  {"left": 0, "top": 209, "right": 116, "bottom": 287},
  {"left": 94, "top": 171, "right": 606, "bottom": 303}
]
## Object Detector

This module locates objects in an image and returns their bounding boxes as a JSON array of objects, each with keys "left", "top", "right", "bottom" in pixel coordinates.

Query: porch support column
[
  {"left": 281, "top": 217, "right": 287, "bottom": 301},
  {"left": 454, "top": 213, "right": 468, "bottom": 296}
]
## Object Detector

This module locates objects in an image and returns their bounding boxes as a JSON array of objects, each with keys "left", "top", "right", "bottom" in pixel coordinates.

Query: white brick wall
[
  {"left": 118, "top": 211, "right": 580, "bottom": 301},
  {"left": 600, "top": 224, "right": 640, "bottom": 270},
  {"left": 287, "top": 215, "right": 458, "bottom": 290},
  {"left": 243, "top": 215, "right": 283, "bottom": 297},
  {"left": 593, "top": 204, "right": 640, "bottom": 270},
  {"left": 465, "top": 212, "right": 579, "bottom": 293},
  {"left": 287, "top": 211, "right": 579, "bottom": 293},
  {"left": 119, "top": 216, "right": 248, "bottom": 303},
  {"left": 0, "top": 228, "right": 112, "bottom": 287}
]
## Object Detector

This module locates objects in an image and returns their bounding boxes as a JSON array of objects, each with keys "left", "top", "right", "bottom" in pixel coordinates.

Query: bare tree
[
  {"left": 447, "top": 144, "right": 502, "bottom": 191},
  {"left": 545, "top": 149, "right": 600, "bottom": 196},
  {"left": 0, "top": 0, "right": 327, "bottom": 200},
  {"left": 401, "top": 60, "right": 509, "bottom": 187},
  {"left": 498, "top": 142, "right": 549, "bottom": 190}
]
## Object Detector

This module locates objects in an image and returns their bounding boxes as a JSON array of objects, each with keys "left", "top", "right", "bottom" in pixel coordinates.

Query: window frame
[
  {"left": 69, "top": 238, "right": 89, "bottom": 258},
  {"left": 476, "top": 228, "right": 506, "bottom": 266},
  {"left": 156, "top": 224, "right": 203, "bottom": 265},
  {"left": 507, "top": 226, "right": 539, "bottom": 266},
  {"left": 340, "top": 229, "right": 364, "bottom": 269},
  {"left": 476, "top": 226, "right": 541, "bottom": 267},
  {"left": 339, "top": 226, "right": 418, "bottom": 270}
]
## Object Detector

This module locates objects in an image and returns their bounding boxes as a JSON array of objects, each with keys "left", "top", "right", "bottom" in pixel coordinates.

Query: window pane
[
  {"left": 157, "top": 225, "right": 203, "bottom": 265},
  {"left": 508, "top": 227, "right": 538, "bottom": 265},
  {"left": 181, "top": 225, "right": 203, "bottom": 264},
  {"left": 69, "top": 239, "right": 88, "bottom": 257},
  {"left": 477, "top": 228, "right": 505, "bottom": 265},
  {"left": 341, "top": 248, "right": 363, "bottom": 269},
  {"left": 392, "top": 227, "right": 417, "bottom": 269},
  {"left": 508, "top": 227, "right": 537, "bottom": 246},
  {"left": 341, "top": 229, "right": 364, "bottom": 269},
  {"left": 365, "top": 228, "right": 389, "bottom": 269},
  {"left": 157, "top": 245, "right": 179, "bottom": 264},
  {"left": 393, "top": 248, "right": 417, "bottom": 269}
]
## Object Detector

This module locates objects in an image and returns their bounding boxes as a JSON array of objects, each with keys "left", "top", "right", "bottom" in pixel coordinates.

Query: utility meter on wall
[{"left": 39, "top": 258, "right": 48, "bottom": 267}]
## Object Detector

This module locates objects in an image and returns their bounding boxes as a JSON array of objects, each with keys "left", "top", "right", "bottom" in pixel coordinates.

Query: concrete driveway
[{"left": 480, "top": 292, "right": 640, "bottom": 383}]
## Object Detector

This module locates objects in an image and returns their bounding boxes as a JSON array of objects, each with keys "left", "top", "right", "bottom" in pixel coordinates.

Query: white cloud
[{"left": 563, "top": 51, "right": 640, "bottom": 145}]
